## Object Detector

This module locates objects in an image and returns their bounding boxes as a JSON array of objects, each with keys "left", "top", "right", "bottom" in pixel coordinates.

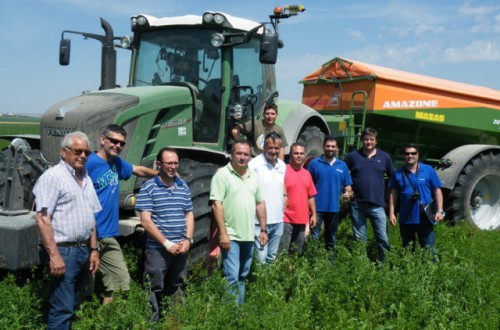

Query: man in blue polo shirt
[
  {"left": 308, "top": 135, "right": 353, "bottom": 256},
  {"left": 388, "top": 144, "right": 444, "bottom": 257},
  {"left": 135, "top": 147, "right": 194, "bottom": 322},
  {"left": 344, "top": 128, "right": 394, "bottom": 262}
]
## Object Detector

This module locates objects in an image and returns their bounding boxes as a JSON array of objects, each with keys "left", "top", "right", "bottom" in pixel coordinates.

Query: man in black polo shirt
[{"left": 344, "top": 127, "right": 394, "bottom": 261}]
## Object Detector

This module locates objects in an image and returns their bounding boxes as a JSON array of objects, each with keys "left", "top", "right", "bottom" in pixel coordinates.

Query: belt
[{"left": 56, "top": 241, "right": 89, "bottom": 248}]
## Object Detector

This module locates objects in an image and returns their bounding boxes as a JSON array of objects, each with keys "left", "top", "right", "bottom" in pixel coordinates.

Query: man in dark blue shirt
[
  {"left": 388, "top": 144, "right": 444, "bottom": 257},
  {"left": 344, "top": 128, "right": 394, "bottom": 261}
]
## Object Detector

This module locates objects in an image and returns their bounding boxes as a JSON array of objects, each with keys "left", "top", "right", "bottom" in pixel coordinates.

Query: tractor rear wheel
[
  {"left": 449, "top": 151, "right": 500, "bottom": 230},
  {"left": 296, "top": 125, "right": 325, "bottom": 166},
  {"left": 178, "top": 157, "right": 225, "bottom": 264}
]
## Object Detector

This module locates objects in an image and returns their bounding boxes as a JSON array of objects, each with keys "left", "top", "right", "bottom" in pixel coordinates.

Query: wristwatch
[
  {"left": 90, "top": 247, "right": 99, "bottom": 253},
  {"left": 437, "top": 210, "right": 446, "bottom": 217},
  {"left": 260, "top": 228, "right": 268, "bottom": 234},
  {"left": 186, "top": 236, "right": 194, "bottom": 244}
]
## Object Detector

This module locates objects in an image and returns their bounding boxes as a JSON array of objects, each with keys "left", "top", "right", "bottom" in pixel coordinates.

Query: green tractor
[{"left": 0, "top": 6, "right": 328, "bottom": 270}]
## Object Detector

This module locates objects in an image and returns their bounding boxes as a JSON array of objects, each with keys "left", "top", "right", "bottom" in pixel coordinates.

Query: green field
[
  {"left": 0, "top": 115, "right": 40, "bottom": 149},
  {"left": 1, "top": 220, "right": 498, "bottom": 329}
]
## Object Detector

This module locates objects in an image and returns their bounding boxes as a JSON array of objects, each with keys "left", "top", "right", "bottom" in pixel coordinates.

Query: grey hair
[{"left": 61, "top": 131, "right": 91, "bottom": 149}]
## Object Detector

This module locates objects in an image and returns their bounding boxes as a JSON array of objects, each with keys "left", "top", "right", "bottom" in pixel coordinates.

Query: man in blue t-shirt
[
  {"left": 388, "top": 144, "right": 444, "bottom": 257},
  {"left": 135, "top": 147, "right": 194, "bottom": 322},
  {"left": 86, "top": 124, "right": 158, "bottom": 304},
  {"left": 344, "top": 128, "right": 394, "bottom": 261},
  {"left": 308, "top": 135, "right": 352, "bottom": 255}
]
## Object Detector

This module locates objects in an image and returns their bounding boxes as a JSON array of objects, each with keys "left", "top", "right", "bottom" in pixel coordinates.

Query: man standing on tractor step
[
  {"left": 34, "top": 131, "right": 101, "bottom": 330},
  {"left": 210, "top": 140, "right": 268, "bottom": 304},
  {"left": 135, "top": 147, "right": 194, "bottom": 322},
  {"left": 344, "top": 127, "right": 394, "bottom": 262},
  {"left": 232, "top": 103, "right": 289, "bottom": 160},
  {"left": 86, "top": 124, "right": 158, "bottom": 304}
]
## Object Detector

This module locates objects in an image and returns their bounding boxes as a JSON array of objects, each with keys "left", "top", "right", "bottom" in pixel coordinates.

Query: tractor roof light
[
  {"left": 131, "top": 15, "right": 149, "bottom": 32},
  {"left": 203, "top": 12, "right": 227, "bottom": 26},
  {"left": 211, "top": 33, "right": 225, "bottom": 47},
  {"left": 213, "top": 13, "right": 226, "bottom": 25},
  {"left": 203, "top": 12, "right": 214, "bottom": 24},
  {"left": 136, "top": 15, "right": 148, "bottom": 26}
]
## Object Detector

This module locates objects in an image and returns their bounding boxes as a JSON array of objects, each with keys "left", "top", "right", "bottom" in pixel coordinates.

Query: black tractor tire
[
  {"left": 296, "top": 125, "right": 325, "bottom": 166},
  {"left": 449, "top": 151, "right": 500, "bottom": 230},
  {"left": 178, "top": 157, "right": 225, "bottom": 264}
]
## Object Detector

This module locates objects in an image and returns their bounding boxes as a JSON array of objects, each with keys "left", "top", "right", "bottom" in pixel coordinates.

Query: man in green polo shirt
[{"left": 210, "top": 140, "right": 268, "bottom": 304}]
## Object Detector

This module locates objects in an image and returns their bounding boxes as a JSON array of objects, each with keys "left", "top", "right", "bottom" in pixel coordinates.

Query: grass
[
  {"left": 0, "top": 115, "right": 40, "bottom": 150},
  {"left": 0, "top": 220, "right": 498, "bottom": 329}
]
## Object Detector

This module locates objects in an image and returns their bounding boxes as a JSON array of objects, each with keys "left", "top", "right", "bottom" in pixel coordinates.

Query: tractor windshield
[
  {"left": 132, "top": 28, "right": 274, "bottom": 143},
  {"left": 133, "top": 28, "right": 221, "bottom": 90}
]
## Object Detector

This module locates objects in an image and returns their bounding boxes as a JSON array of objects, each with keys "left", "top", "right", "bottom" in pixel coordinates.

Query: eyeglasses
[
  {"left": 404, "top": 152, "right": 418, "bottom": 156},
  {"left": 65, "top": 147, "right": 91, "bottom": 157},
  {"left": 160, "top": 161, "right": 179, "bottom": 167},
  {"left": 104, "top": 136, "right": 126, "bottom": 147}
]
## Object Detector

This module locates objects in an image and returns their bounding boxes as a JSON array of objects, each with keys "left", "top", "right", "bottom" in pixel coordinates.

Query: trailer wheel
[
  {"left": 296, "top": 126, "right": 325, "bottom": 166},
  {"left": 178, "top": 157, "right": 224, "bottom": 264},
  {"left": 450, "top": 152, "right": 500, "bottom": 230}
]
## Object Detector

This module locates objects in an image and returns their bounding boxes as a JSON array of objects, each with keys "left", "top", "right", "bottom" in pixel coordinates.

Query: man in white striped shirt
[{"left": 34, "top": 131, "right": 101, "bottom": 330}]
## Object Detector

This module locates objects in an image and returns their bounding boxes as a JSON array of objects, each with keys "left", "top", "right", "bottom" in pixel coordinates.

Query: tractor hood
[{"left": 41, "top": 85, "right": 194, "bottom": 163}]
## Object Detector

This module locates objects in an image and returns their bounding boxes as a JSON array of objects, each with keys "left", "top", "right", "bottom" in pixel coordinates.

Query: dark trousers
[
  {"left": 280, "top": 223, "right": 306, "bottom": 254},
  {"left": 399, "top": 218, "right": 436, "bottom": 261},
  {"left": 143, "top": 248, "right": 187, "bottom": 322}
]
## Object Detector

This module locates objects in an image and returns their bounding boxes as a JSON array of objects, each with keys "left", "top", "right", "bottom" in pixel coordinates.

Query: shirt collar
[
  {"left": 60, "top": 159, "right": 87, "bottom": 179},
  {"left": 228, "top": 162, "right": 251, "bottom": 178},
  {"left": 154, "top": 175, "right": 182, "bottom": 188}
]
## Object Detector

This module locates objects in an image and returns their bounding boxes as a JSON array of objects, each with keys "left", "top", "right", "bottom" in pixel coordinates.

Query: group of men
[
  {"left": 33, "top": 104, "right": 445, "bottom": 327},
  {"left": 212, "top": 117, "right": 445, "bottom": 304},
  {"left": 34, "top": 125, "right": 191, "bottom": 328}
]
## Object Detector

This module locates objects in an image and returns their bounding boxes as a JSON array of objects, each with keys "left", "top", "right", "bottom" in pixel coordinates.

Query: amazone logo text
[{"left": 383, "top": 100, "right": 439, "bottom": 109}]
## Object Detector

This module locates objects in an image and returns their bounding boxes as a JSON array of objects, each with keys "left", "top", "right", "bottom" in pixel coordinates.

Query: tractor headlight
[{"left": 211, "top": 33, "right": 225, "bottom": 47}]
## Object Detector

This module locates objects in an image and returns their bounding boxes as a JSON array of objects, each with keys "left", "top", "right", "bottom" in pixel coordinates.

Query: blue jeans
[
  {"left": 311, "top": 212, "right": 340, "bottom": 250},
  {"left": 400, "top": 219, "right": 436, "bottom": 260},
  {"left": 350, "top": 201, "right": 390, "bottom": 261},
  {"left": 255, "top": 222, "right": 284, "bottom": 264},
  {"left": 44, "top": 246, "right": 90, "bottom": 330},
  {"left": 221, "top": 241, "right": 254, "bottom": 304}
]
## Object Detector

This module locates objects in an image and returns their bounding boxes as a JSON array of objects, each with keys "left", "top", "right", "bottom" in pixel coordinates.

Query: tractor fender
[
  {"left": 435, "top": 144, "right": 500, "bottom": 189},
  {"left": 276, "top": 100, "right": 329, "bottom": 154}
]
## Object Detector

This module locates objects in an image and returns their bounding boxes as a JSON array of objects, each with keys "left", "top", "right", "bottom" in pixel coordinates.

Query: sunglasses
[
  {"left": 404, "top": 152, "right": 418, "bottom": 156},
  {"left": 104, "top": 136, "right": 126, "bottom": 147},
  {"left": 65, "top": 147, "right": 91, "bottom": 157}
]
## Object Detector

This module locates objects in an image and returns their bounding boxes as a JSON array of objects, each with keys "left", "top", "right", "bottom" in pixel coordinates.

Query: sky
[{"left": 1, "top": 0, "right": 499, "bottom": 115}]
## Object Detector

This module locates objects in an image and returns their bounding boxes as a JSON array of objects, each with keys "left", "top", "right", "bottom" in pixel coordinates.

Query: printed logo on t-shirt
[
  {"left": 96, "top": 166, "right": 119, "bottom": 192},
  {"left": 256, "top": 134, "right": 265, "bottom": 150}
]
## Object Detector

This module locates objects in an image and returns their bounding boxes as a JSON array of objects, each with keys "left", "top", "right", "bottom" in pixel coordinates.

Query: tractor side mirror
[
  {"left": 259, "top": 31, "right": 279, "bottom": 64},
  {"left": 59, "top": 38, "right": 71, "bottom": 66}
]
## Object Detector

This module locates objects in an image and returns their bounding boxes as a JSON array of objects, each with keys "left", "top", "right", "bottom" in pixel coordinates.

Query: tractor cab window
[
  {"left": 232, "top": 38, "right": 276, "bottom": 120},
  {"left": 133, "top": 29, "right": 222, "bottom": 142}
]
